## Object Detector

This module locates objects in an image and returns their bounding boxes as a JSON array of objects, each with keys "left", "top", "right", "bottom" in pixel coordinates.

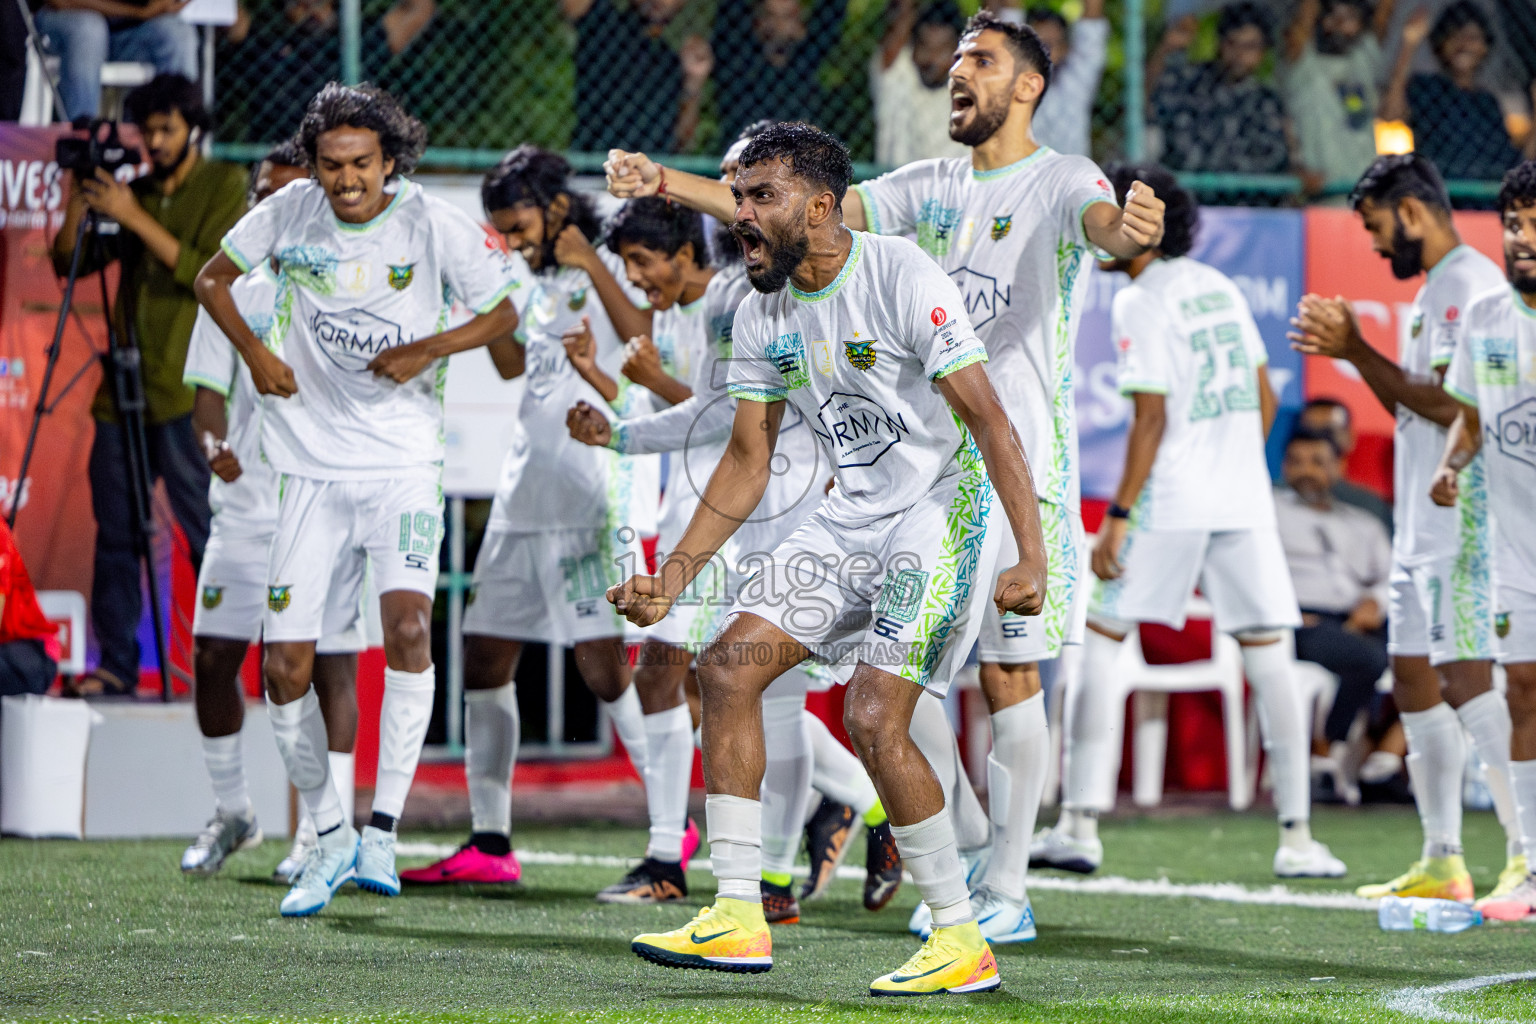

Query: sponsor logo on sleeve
[
  {"left": 766, "top": 332, "right": 810, "bottom": 390},
  {"left": 1475, "top": 336, "right": 1518, "bottom": 387}
]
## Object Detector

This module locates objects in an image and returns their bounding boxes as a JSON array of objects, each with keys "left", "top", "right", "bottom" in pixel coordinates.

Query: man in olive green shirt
[{"left": 51, "top": 74, "right": 248, "bottom": 696}]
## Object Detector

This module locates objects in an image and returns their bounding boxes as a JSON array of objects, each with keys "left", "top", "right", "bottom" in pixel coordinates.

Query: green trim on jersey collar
[
  {"left": 1513, "top": 287, "right": 1536, "bottom": 320},
  {"left": 332, "top": 179, "right": 412, "bottom": 233},
  {"left": 1426, "top": 244, "right": 1471, "bottom": 282},
  {"left": 970, "top": 146, "right": 1052, "bottom": 182},
  {"left": 790, "top": 231, "right": 863, "bottom": 303}
]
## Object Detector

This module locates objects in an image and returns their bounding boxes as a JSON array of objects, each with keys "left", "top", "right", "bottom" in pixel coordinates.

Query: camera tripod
[{"left": 10, "top": 208, "right": 175, "bottom": 702}]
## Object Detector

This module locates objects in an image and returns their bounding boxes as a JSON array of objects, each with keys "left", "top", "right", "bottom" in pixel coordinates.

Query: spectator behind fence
[
  {"left": 48, "top": 75, "right": 246, "bottom": 697},
  {"left": 712, "top": 0, "right": 848, "bottom": 148},
  {"left": 33, "top": 0, "right": 200, "bottom": 121},
  {"left": 0, "top": 519, "right": 60, "bottom": 698},
  {"left": 1285, "top": 0, "right": 1398, "bottom": 199},
  {"left": 223, "top": 0, "right": 434, "bottom": 146},
  {"left": 1299, "top": 397, "right": 1394, "bottom": 532},
  {"left": 566, "top": 0, "right": 711, "bottom": 154},
  {"left": 871, "top": 0, "right": 967, "bottom": 166},
  {"left": 1149, "top": 4, "right": 1289, "bottom": 176},
  {"left": 1381, "top": 3, "right": 1530, "bottom": 184},
  {"left": 1025, "top": 0, "right": 1107, "bottom": 158},
  {"left": 1276, "top": 427, "right": 1392, "bottom": 771}
]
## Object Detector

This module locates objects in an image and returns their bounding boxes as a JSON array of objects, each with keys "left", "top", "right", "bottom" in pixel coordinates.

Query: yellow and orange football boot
[
  {"left": 869, "top": 921, "right": 1002, "bottom": 996},
  {"left": 631, "top": 898, "right": 772, "bottom": 973},
  {"left": 1354, "top": 856, "right": 1474, "bottom": 903}
]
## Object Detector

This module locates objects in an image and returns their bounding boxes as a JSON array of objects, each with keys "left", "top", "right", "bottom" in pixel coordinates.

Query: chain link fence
[{"left": 208, "top": 0, "right": 1534, "bottom": 205}]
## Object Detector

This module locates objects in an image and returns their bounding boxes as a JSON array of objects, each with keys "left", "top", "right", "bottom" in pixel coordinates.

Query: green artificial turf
[{"left": 0, "top": 806, "right": 1532, "bottom": 1023}]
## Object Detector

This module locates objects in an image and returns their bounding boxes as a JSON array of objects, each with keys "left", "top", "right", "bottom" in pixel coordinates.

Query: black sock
[
  {"left": 370, "top": 812, "right": 398, "bottom": 834},
  {"left": 470, "top": 831, "right": 511, "bottom": 856}
]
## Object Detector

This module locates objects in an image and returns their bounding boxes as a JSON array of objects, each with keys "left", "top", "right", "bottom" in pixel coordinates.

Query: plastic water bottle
[{"left": 1378, "top": 896, "right": 1482, "bottom": 933}]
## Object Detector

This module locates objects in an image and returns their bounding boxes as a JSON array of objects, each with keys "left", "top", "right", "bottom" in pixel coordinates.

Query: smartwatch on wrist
[{"left": 1106, "top": 503, "right": 1132, "bottom": 520}]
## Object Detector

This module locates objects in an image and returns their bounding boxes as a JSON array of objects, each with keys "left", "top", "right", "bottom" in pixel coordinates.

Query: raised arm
[
  {"left": 879, "top": 0, "right": 920, "bottom": 71},
  {"left": 1285, "top": 0, "right": 1320, "bottom": 64},
  {"left": 1146, "top": 14, "right": 1198, "bottom": 103},
  {"left": 383, "top": 0, "right": 436, "bottom": 54},
  {"left": 195, "top": 251, "right": 297, "bottom": 397},
  {"left": 1380, "top": 7, "right": 1430, "bottom": 123},
  {"left": 1373, "top": 0, "right": 1400, "bottom": 43},
  {"left": 605, "top": 150, "right": 869, "bottom": 232},
  {"left": 1289, "top": 294, "right": 1465, "bottom": 426},
  {"left": 1083, "top": 183, "right": 1166, "bottom": 259},
  {"left": 552, "top": 225, "right": 652, "bottom": 343},
  {"left": 936, "top": 362, "right": 1046, "bottom": 616},
  {"left": 608, "top": 398, "right": 784, "bottom": 626}
]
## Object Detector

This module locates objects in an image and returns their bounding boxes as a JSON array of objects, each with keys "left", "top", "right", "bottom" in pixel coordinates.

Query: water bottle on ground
[{"left": 1378, "top": 896, "right": 1482, "bottom": 933}]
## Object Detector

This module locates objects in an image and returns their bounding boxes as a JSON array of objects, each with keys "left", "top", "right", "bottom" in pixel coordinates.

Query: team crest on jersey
[
  {"left": 267, "top": 586, "right": 292, "bottom": 613},
  {"left": 766, "top": 332, "right": 809, "bottom": 390},
  {"left": 387, "top": 263, "right": 415, "bottom": 290},
  {"left": 201, "top": 586, "right": 223, "bottom": 610},
  {"left": 844, "top": 338, "right": 877, "bottom": 371},
  {"left": 990, "top": 216, "right": 1013, "bottom": 242},
  {"left": 1497, "top": 612, "right": 1511, "bottom": 639},
  {"left": 1411, "top": 313, "right": 1424, "bottom": 338},
  {"left": 568, "top": 287, "right": 588, "bottom": 312}
]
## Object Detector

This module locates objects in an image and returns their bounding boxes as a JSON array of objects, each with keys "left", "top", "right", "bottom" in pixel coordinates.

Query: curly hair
[
  {"left": 1105, "top": 163, "right": 1198, "bottom": 259},
  {"left": 298, "top": 82, "right": 427, "bottom": 180},
  {"left": 607, "top": 197, "right": 707, "bottom": 268},
  {"left": 263, "top": 137, "right": 307, "bottom": 169},
  {"left": 1431, "top": 0, "right": 1493, "bottom": 54},
  {"left": 1348, "top": 153, "right": 1450, "bottom": 214},
  {"left": 481, "top": 144, "right": 602, "bottom": 243},
  {"left": 737, "top": 122, "right": 853, "bottom": 210},
  {"left": 963, "top": 9, "right": 1053, "bottom": 103},
  {"left": 1498, "top": 160, "right": 1536, "bottom": 215}
]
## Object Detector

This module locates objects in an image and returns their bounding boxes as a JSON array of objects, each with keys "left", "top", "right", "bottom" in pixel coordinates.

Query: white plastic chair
[
  {"left": 1119, "top": 597, "right": 1258, "bottom": 811},
  {"left": 21, "top": 52, "right": 156, "bottom": 124},
  {"left": 35, "top": 590, "right": 87, "bottom": 678}
]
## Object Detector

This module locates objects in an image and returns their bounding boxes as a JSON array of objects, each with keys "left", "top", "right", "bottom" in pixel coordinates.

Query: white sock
[
  {"left": 643, "top": 704, "right": 694, "bottom": 863},
  {"left": 891, "top": 810, "right": 973, "bottom": 929},
  {"left": 1400, "top": 702, "right": 1465, "bottom": 858},
  {"left": 1240, "top": 636, "right": 1311, "bottom": 831},
  {"left": 266, "top": 688, "right": 343, "bottom": 835},
  {"left": 909, "top": 691, "right": 991, "bottom": 851},
  {"left": 465, "top": 683, "right": 518, "bottom": 837},
  {"left": 329, "top": 751, "right": 355, "bottom": 829},
  {"left": 807, "top": 710, "right": 878, "bottom": 816},
  {"left": 201, "top": 733, "right": 251, "bottom": 818},
  {"left": 374, "top": 666, "right": 436, "bottom": 820},
  {"left": 981, "top": 692, "right": 1049, "bottom": 904},
  {"left": 606, "top": 685, "right": 650, "bottom": 780},
  {"left": 1509, "top": 759, "right": 1536, "bottom": 868},
  {"left": 1456, "top": 690, "right": 1521, "bottom": 859},
  {"left": 760, "top": 694, "right": 812, "bottom": 878},
  {"left": 707, "top": 793, "right": 762, "bottom": 903},
  {"left": 1060, "top": 629, "right": 1126, "bottom": 837}
]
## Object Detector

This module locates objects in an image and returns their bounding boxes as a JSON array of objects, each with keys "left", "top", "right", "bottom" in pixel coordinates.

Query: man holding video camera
[{"left": 51, "top": 73, "right": 247, "bottom": 697}]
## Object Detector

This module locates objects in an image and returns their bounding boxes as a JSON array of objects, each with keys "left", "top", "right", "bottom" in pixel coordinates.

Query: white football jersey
[
  {"left": 1111, "top": 256, "right": 1275, "bottom": 531},
  {"left": 219, "top": 178, "right": 522, "bottom": 481},
  {"left": 1396, "top": 244, "right": 1503, "bottom": 567},
  {"left": 852, "top": 148, "right": 1119, "bottom": 512},
  {"left": 182, "top": 262, "right": 280, "bottom": 527},
  {"left": 1445, "top": 286, "right": 1536, "bottom": 590},
  {"left": 726, "top": 231, "right": 988, "bottom": 527},
  {"left": 485, "top": 245, "right": 658, "bottom": 534}
]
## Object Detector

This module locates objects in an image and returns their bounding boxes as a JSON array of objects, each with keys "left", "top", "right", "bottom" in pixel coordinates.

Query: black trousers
[
  {"left": 1295, "top": 610, "right": 1389, "bottom": 743},
  {"left": 88, "top": 415, "right": 210, "bottom": 685},
  {"left": 0, "top": 0, "right": 25, "bottom": 121},
  {"left": 0, "top": 639, "right": 56, "bottom": 697}
]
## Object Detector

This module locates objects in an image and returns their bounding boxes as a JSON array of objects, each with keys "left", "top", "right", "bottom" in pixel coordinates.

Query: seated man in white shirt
[{"left": 1276, "top": 425, "right": 1392, "bottom": 774}]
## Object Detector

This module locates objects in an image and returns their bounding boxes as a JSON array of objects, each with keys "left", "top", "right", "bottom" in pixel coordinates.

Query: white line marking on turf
[
  {"left": 1384, "top": 971, "right": 1536, "bottom": 1023},
  {"left": 396, "top": 843, "right": 1377, "bottom": 911}
]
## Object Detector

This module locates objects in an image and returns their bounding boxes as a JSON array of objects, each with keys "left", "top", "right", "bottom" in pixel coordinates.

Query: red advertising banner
[
  {"left": 0, "top": 124, "right": 100, "bottom": 597},
  {"left": 1302, "top": 206, "right": 1504, "bottom": 497}
]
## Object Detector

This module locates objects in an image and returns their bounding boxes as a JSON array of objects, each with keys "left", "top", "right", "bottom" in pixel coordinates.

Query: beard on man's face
[
  {"left": 151, "top": 137, "right": 193, "bottom": 179},
  {"left": 1388, "top": 218, "right": 1425, "bottom": 280},
  {"left": 949, "top": 85, "right": 1011, "bottom": 147},
  {"left": 733, "top": 220, "right": 810, "bottom": 294},
  {"left": 1508, "top": 255, "right": 1536, "bottom": 294}
]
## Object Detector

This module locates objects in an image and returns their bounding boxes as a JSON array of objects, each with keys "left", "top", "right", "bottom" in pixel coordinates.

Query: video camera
[{"left": 55, "top": 118, "right": 141, "bottom": 180}]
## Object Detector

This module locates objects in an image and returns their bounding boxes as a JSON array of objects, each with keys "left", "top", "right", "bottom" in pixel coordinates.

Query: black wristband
[{"left": 1106, "top": 503, "right": 1132, "bottom": 520}]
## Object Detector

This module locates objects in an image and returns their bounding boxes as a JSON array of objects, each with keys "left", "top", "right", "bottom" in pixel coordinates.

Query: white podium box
[
  {"left": 1, "top": 695, "right": 99, "bottom": 839},
  {"left": 83, "top": 701, "right": 292, "bottom": 839}
]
